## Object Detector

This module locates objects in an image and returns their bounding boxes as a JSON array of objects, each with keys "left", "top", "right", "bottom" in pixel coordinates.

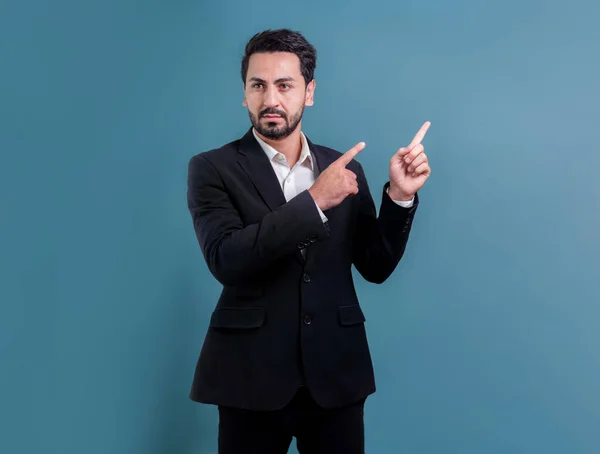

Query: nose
[{"left": 262, "top": 86, "right": 279, "bottom": 108}]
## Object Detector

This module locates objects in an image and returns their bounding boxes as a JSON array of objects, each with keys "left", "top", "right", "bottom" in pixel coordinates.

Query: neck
[{"left": 255, "top": 123, "right": 303, "bottom": 166}]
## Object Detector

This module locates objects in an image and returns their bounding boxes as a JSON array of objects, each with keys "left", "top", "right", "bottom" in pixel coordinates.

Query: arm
[
  {"left": 351, "top": 162, "right": 418, "bottom": 284},
  {"left": 187, "top": 154, "right": 329, "bottom": 286}
]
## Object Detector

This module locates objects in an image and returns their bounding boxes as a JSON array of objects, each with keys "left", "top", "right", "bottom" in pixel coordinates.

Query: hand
[
  {"left": 388, "top": 122, "right": 431, "bottom": 201},
  {"left": 309, "top": 141, "right": 366, "bottom": 211}
]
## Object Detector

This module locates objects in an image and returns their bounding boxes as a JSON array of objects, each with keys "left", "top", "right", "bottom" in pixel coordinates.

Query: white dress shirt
[{"left": 252, "top": 128, "right": 415, "bottom": 218}]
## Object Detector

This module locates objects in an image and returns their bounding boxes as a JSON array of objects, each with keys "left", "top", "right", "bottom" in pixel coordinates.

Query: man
[{"left": 187, "top": 29, "right": 431, "bottom": 454}]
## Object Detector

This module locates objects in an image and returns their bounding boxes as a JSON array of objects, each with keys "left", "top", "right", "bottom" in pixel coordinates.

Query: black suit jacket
[{"left": 187, "top": 128, "right": 419, "bottom": 411}]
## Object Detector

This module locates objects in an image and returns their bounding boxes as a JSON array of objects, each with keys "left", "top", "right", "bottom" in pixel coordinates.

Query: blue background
[{"left": 1, "top": 0, "right": 599, "bottom": 453}]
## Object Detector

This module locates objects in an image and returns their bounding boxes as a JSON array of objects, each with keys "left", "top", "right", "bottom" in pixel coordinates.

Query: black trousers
[{"left": 217, "top": 386, "right": 366, "bottom": 454}]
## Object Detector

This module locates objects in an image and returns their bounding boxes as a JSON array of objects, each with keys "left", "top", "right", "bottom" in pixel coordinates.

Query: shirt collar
[{"left": 252, "top": 128, "right": 313, "bottom": 169}]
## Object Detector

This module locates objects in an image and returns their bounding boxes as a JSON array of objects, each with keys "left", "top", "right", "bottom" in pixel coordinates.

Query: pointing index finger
[
  {"left": 408, "top": 121, "right": 431, "bottom": 148},
  {"left": 335, "top": 141, "right": 365, "bottom": 167}
]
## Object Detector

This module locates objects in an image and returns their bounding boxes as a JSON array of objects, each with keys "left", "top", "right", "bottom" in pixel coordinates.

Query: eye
[
  {"left": 252, "top": 83, "right": 263, "bottom": 89},
  {"left": 279, "top": 84, "right": 291, "bottom": 90}
]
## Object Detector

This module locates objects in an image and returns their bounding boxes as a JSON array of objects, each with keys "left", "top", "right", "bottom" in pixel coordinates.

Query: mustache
[{"left": 260, "top": 108, "right": 287, "bottom": 119}]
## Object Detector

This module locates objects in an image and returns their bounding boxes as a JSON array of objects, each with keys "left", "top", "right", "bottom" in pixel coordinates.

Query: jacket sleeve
[
  {"left": 351, "top": 162, "right": 419, "bottom": 284},
  {"left": 187, "top": 154, "right": 329, "bottom": 286}
]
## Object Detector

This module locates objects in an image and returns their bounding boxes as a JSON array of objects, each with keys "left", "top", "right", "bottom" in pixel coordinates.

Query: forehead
[{"left": 246, "top": 52, "right": 302, "bottom": 82}]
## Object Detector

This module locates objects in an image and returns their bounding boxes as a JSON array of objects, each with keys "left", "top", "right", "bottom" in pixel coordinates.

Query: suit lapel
[
  {"left": 306, "top": 135, "right": 336, "bottom": 180},
  {"left": 237, "top": 128, "right": 288, "bottom": 211}
]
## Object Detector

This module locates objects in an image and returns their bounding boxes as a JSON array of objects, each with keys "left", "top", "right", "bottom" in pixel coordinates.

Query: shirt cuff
[
  {"left": 386, "top": 187, "right": 414, "bottom": 208},
  {"left": 315, "top": 201, "right": 328, "bottom": 223}
]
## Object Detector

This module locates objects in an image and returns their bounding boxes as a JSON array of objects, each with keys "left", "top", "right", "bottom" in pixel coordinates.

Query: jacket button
[
  {"left": 303, "top": 315, "right": 312, "bottom": 325},
  {"left": 303, "top": 273, "right": 311, "bottom": 283},
  {"left": 297, "top": 242, "right": 304, "bottom": 249}
]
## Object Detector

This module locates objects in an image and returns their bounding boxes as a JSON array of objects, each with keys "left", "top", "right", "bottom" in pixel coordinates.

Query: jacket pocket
[
  {"left": 338, "top": 304, "right": 366, "bottom": 326},
  {"left": 209, "top": 307, "right": 266, "bottom": 329}
]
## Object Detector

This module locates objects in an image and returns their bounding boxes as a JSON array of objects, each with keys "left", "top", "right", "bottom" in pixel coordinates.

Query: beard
[{"left": 249, "top": 106, "right": 304, "bottom": 140}]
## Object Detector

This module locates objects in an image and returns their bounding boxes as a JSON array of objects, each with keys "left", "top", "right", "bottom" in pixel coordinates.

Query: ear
[
  {"left": 305, "top": 79, "right": 316, "bottom": 107},
  {"left": 242, "top": 83, "right": 248, "bottom": 106}
]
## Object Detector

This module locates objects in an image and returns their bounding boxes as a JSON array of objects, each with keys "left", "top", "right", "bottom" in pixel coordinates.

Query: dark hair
[{"left": 241, "top": 29, "right": 317, "bottom": 86}]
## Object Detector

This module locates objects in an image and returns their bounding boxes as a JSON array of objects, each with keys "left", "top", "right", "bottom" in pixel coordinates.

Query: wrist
[
  {"left": 308, "top": 188, "right": 325, "bottom": 210},
  {"left": 388, "top": 185, "right": 413, "bottom": 202}
]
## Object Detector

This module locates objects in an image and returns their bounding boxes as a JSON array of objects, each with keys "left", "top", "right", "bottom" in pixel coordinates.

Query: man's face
[{"left": 243, "top": 52, "right": 315, "bottom": 140}]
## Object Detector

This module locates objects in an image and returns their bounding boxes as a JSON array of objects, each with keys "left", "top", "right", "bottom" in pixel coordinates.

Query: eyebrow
[{"left": 249, "top": 77, "right": 295, "bottom": 84}]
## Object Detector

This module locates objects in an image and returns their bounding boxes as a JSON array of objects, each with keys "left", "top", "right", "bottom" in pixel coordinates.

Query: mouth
[{"left": 262, "top": 115, "right": 283, "bottom": 120}]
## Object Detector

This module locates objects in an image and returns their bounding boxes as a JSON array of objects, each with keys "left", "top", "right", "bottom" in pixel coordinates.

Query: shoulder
[{"left": 188, "top": 138, "right": 241, "bottom": 169}]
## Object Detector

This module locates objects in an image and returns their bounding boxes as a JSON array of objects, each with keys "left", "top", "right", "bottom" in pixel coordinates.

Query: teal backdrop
[{"left": 1, "top": 0, "right": 599, "bottom": 453}]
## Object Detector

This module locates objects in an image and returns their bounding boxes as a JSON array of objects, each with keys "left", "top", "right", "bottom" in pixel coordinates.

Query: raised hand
[
  {"left": 388, "top": 122, "right": 431, "bottom": 201},
  {"left": 308, "top": 141, "right": 366, "bottom": 211}
]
